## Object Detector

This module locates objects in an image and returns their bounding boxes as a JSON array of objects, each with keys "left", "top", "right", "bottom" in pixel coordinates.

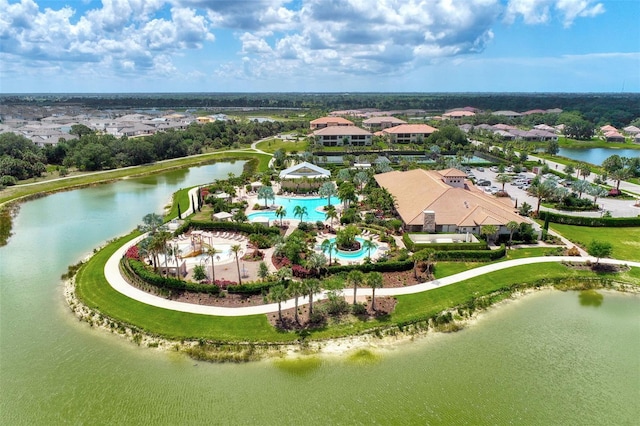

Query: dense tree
[{"left": 545, "top": 140, "right": 559, "bottom": 155}]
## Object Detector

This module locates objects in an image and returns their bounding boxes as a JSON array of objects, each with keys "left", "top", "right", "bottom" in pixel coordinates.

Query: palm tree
[
  {"left": 204, "top": 245, "right": 218, "bottom": 284},
  {"left": 302, "top": 279, "right": 322, "bottom": 316},
  {"left": 321, "top": 238, "right": 335, "bottom": 265},
  {"left": 305, "top": 252, "right": 327, "bottom": 277},
  {"left": 337, "top": 181, "right": 356, "bottom": 209},
  {"left": 578, "top": 162, "right": 591, "bottom": 180},
  {"left": 347, "top": 270, "right": 365, "bottom": 305},
  {"left": 171, "top": 243, "right": 183, "bottom": 280},
  {"left": 293, "top": 205, "right": 308, "bottom": 223},
  {"left": 267, "top": 284, "right": 287, "bottom": 323},
  {"left": 231, "top": 244, "right": 242, "bottom": 285},
  {"left": 481, "top": 225, "right": 499, "bottom": 245},
  {"left": 529, "top": 179, "right": 558, "bottom": 214},
  {"left": 496, "top": 174, "right": 512, "bottom": 191},
  {"left": 362, "top": 238, "right": 376, "bottom": 258},
  {"left": 138, "top": 213, "right": 164, "bottom": 235},
  {"left": 324, "top": 205, "right": 338, "bottom": 227},
  {"left": 366, "top": 272, "right": 384, "bottom": 311},
  {"left": 275, "top": 206, "right": 286, "bottom": 227},
  {"left": 506, "top": 221, "right": 519, "bottom": 249},
  {"left": 318, "top": 181, "right": 337, "bottom": 207},
  {"left": 609, "top": 167, "right": 630, "bottom": 191},
  {"left": 257, "top": 185, "right": 275, "bottom": 208},
  {"left": 587, "top": 184, "right": 608, "bottom": 206},
  {"left": 287, "top": 279, "right": 304, "bottom": 324},
  {"left": 572, "top": 179, "right": 590, "bottom": 198},
  {"left": 411, "top": 249, "right": 434, "bottom": 280}
]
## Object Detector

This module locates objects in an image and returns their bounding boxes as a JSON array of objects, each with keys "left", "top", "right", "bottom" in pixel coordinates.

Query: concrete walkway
[{"left": 105, "top": 234, "right": 640, "bottom": 317}]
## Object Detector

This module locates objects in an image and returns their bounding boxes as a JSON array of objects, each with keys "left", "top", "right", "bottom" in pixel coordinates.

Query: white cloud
[{"left": 504, "top": 0, "right": 605, "bottom": 27}]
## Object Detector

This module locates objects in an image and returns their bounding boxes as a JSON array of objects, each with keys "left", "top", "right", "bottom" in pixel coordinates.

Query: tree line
[{"left": 0, "top": 119, "right": 306, "bottom": 184}]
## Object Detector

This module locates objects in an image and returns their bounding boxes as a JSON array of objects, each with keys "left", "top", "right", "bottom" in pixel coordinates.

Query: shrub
[
  {"left": 403, "top": 234, "right": 489, "bottom": 252},
  {"left": 124, "top": 259, "right": 220, "bottom": 295},
  {"left": 226, "top": 281, "right": 280, "bottom": 295},
  {"left": 538, "top": 211, "right": 640, "bottom": 227},
  {"left": 327, "top": 259, "right": 413, "bottom": 274},
  {"left": 351, "top": 302, "right": 367, "bottom": 316},
  {"left": 433, "top": 245, "right": 506, "bottom": 261}
]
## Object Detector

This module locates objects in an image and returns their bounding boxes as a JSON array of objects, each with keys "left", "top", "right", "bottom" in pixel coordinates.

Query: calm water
[
  {"left": 248, "top": 196, "right": 340, "bottom": 222},
  {"left": 557, "top": 147, "right": 639, "bottom": 165},
  {"left": 1, "top": 162, "right": 639, "bottom": 425}
]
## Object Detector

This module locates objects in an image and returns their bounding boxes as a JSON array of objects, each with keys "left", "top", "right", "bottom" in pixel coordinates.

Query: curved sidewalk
[{"left": 105, "top": 237, "right": 640, "bottom": 317}]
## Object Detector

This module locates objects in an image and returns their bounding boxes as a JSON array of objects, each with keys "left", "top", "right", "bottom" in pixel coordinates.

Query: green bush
[
  {"left": 124, "top": 259, "right": 220, "bottom": 295},
  {"left": 175, "top": 220, "right": 281, "bottom": 236},
  {"left": 226, "top": 281, "right": 280, "bottom": 295},
  {"left": 433, "top": 245, "right": 506, "bottom": 261},
  {"left": 538, "top": 211, "right": 640, "bottom": 227},
  {"left": 326, "top": 259, "right": 413, "bottom": 274}
]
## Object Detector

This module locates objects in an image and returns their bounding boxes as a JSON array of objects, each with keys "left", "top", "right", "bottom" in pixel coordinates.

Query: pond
[
  {"left": 556, "top": 147, "right": 639, "bottom": 165},
  {"left": 1, "top": 161, "right": 638, "bottom": 424}
]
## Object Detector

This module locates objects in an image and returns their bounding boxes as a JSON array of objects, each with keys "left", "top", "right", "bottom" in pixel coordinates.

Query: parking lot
[{"left": 465, "top": 166, "right": 640, "bottom": 218}]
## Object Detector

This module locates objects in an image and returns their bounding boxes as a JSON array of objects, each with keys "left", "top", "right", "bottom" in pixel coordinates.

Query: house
[
  {"left": 382, "top": 124, "right": 437, "bottom": 144},
  {"left": 604, "top": 130, "right": 625, "bottom": 142},
  {"left": 309, "top": 116, "right": 354, "bottom": 130},
  {"left": 362, "top": 116, "right": 407, "bottom": 130},
  {"left": 623, "top": 125, "right": 640, "bottom": 135},
  {"left": 600, "top": 125, "right": 618, "bottom": 133},
  {"left": 492, "top": 110, "right": 522, "bottom": 118},
  {"left": 442, "top": 110, "right": 475, "bottom": 119},
  {"left": 374, "top": 168, "right": 529, "bottom": 234},
  {"left": 312, "top": 126, "right": 372, "bottom": 147}
]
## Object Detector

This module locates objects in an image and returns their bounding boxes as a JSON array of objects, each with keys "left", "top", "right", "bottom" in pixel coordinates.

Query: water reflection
[{"left": 579, "top": 290, "right": 604, "bottom": 307}]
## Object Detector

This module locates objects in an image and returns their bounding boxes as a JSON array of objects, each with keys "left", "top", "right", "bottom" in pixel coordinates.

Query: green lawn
[
  {"left": 255, "top": 138, "right": 309, "bottom": 154},
  {"left": 550, "top": 224, "right": 640, "bottom": 262},
  {"left": 75, "top": 233, "right": 293, "bottom": 342},
  {"left": 75, "top": 232, "right": 640, "bottom": 342},
  {"left": 392, "top": 263, "right": 638, "bottom": 325}
]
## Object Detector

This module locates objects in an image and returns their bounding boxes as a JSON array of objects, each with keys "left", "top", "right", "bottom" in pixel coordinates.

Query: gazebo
[
  {"left": 212, "top": 211, "right": 233, "bottom": 222},
  {"left": 279, "top": 162, "right": 330, "bottom": 193}
]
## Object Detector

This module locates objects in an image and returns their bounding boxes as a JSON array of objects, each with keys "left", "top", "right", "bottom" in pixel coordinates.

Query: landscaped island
[{"left": 65, "top": 150, "right": 640, "bottom": 362}]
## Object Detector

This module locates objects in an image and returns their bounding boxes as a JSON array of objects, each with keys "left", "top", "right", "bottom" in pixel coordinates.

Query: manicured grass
[
  {"left": 75, "top": 233, "right": 294, "bottom": 342},
  {"left": 75, "top": 229, "right": 639, "bottom": 342},
  {"left": 255, "top": 138, "right": 309, "bottom": 154},
  {"left": 549, "top": 224, "right": 640, "bottom": 262},
  {"left": 166, "top": 187, "right": 192, "bottom": 220},
  {"left": 503, "top": 246, "right": 562, "bottom": 260},
  {"left": 433, "top": 262, "right": 481, "bottom": 279},
  {"left": 392, "top": 263, "right": 638, "bottom": 325}
]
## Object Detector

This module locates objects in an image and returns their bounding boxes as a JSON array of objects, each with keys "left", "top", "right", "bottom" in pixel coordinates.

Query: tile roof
[
  {"left": 363, "top": 116, "right": 407, "bottom": 125},
  {"left": 374, "top": 169, "right": 525, "bottom": 227},
  {"left": 382, "top": 124, "right": 437, "bottom": 134},
  {"left": 313, "top": 126, "right": 372, "bottom": 136},
  {"left": 310, "top": 116, "right": 354, "bottom": 125}
]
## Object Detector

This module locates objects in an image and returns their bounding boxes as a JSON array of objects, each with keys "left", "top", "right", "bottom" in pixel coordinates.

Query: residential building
[
  {"left": 309, "top": 116, "right": 354, "bottom": 130},
  {"left": 382, "top": 124, "right": 437, "bottom": 144},
  {"left": 312, "top": 126, "right": 372, "bottom": 146},
  {"left": 362, "top": 116, "right": 407, "bottom": 130}
]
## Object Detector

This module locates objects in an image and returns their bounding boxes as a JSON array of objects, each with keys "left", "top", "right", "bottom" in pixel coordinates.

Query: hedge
[
  {"left": 175, "top": 219, "right": 282, "bottom": 236},
  {"left": 226, "top": 281, "right": 281, "bottom": 295},
  {"left": 538, "top": 211, "right": 640, "bottom": 227},
  {"left": 432, "top": 245, "right": 506, "bottom": 261},
  {"left": 402, "top": 233, "right": 488, "bottom": 252},
  {"left": 123, "top": 258, "right": 220, "bottom": 295},
  {"left": 327, "top": 259, "right": 413, "bottom": 274}
]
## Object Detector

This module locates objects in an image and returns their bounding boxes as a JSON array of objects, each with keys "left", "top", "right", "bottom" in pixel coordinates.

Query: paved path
[{"left": 105, "top": 234, "right": 640, "bottom": 316}]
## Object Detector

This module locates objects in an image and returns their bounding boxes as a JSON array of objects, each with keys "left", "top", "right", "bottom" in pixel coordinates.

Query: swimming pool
[
  {"left": 248, "top": 196, "right": 340, "bottom": 223},
  {"left": 321, "top": 237, "right": 378, "bottom": 263}
]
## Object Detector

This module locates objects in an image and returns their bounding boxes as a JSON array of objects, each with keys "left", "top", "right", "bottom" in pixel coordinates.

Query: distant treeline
[
  {"left": 0, "top": 119, "right": 306, "bottom": 184},
  {"left": 2, "top": 93, "right": 639, "bottom": 126}
]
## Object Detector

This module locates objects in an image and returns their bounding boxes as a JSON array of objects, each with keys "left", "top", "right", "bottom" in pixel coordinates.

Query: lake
[
  {"left": 1, "top": 161, "right": 638, "bottom": 424},
  {"left": 557, "top": 147, "right": 639, "bottom": 165}
]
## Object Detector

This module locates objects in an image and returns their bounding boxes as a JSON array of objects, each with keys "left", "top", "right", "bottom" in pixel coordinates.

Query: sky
[{"left": 0, "top": 0, "right": 639, "bottom": 93}]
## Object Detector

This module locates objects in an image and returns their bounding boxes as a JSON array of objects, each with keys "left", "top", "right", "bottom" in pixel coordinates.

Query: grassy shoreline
[{"left": 70, "top": 230, "right": 640, "bottom": 362}]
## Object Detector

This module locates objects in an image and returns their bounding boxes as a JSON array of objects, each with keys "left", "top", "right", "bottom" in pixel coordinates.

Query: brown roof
[
  {"left": 438, "top": 168, "right": 467, "bottom": 178},
  {"left": 313, "top": 126, "right": 372, "bottom": 136},
  {"left": 374, "top": 169, "right": 525, "bottom": 227},
  {"left": 382, "top": 124, "right": 437, "bottom": 135},
  {"left": 310, "top": 117, "right": 354, "bottom": 125}
]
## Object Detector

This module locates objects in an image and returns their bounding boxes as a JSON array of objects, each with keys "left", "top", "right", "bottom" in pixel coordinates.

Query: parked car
[
  {"left": 477, "top": 180, "right": 491, "bottom": 186},
  {"left": 476, "top": 167, "right": 485, "bottom": 172},
  {"left": 490, "top": 166, "right": 499, "bottom": 172}
]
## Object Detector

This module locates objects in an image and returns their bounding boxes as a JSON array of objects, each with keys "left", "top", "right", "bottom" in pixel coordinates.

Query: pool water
[
  {"left": 248, "top": 196, "right": 340, "bottom": 223},
  {"left": 322, "top": 236, "right": 378, "bottom": 262}
]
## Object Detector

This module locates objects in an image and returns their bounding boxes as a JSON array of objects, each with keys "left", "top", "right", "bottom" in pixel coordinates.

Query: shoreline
[{"left": 64, "top": 262, "right": 640, "bottom": 363}]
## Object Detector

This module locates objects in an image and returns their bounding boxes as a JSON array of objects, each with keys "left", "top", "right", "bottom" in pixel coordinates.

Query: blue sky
[{"left": 0, "top": 0, "right": 638, "bottom": 93}]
